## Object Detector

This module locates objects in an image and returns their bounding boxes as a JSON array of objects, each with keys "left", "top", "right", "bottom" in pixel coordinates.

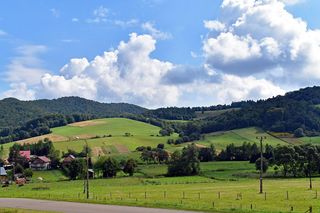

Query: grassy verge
[{"left": 0, "top": 208, "right": 58, "bottom": 213}]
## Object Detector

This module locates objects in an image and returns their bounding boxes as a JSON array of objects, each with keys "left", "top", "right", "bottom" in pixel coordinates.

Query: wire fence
[{"left": 10, "top": 189, "right": 319, "bottom": 213}]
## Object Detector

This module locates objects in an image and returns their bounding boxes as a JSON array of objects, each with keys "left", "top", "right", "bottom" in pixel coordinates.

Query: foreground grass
[
  {"left": 0, "top": 208, "right": 57, "bottom": 213},
  {"left": 1, "top": 164, "right": 319, "bottom": 213}
]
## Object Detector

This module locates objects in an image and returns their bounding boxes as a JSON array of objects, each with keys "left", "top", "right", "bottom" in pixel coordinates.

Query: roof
[
  {"left": 35, "top": 156, "right": 51, "bottom": 163},
  {"left": 19, "top": 150, "right": 31, "bottom": 160},
  {"left": 62, "top": 155, "right": 76, "bottom": 163},
  {"left": 0, "top": 167, "right": 7, "bottom": 176}
]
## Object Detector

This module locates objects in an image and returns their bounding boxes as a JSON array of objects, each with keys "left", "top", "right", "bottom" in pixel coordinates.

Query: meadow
[
  {"left": 0, "top": 161, "right": 319, "bottom": 213},
  {"left": 3, "top": 118, "right": 320, "bottom": 212},
  {"left": 2, "top": 118, "right": 289, "bottom": 159}
]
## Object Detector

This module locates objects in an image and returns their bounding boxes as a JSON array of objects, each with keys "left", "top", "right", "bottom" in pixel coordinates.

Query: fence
[{"left": 9, "top": 189, "right": 319, "bottom": 213}]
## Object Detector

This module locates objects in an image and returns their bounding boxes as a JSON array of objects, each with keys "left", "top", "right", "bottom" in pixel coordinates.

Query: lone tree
[
  {"left": 123, "top": 159, "right": 137, "bottom": 176},
  {"left": 167, "top": 144, "right": 200, "bottom": 176}
]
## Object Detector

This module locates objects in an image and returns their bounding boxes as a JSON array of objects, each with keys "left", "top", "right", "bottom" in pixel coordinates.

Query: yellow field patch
[
  {"left": 68, "top": 120, "right": 106, "bottom": 127},
  {"left": 92, "top": 147, "right": 104, "bottom": 156},
  {"left": 15, "top": 134, "right": 68, "bottom": 145},
  {"left": 195, "top": 144, "right": 207, "bottom": 148},
  {"left": 114, "top": 144, "right": 129, "bottom": 154}
]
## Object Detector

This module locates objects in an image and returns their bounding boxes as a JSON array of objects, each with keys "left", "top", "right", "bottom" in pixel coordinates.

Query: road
[{"left": 0, "top": 198, "right": 200, "bottom": 213}]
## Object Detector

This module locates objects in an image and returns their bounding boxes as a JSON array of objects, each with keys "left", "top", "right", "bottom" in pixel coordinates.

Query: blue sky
[{"left": 0, "top": 0, "right": 320, "bottom": 107}]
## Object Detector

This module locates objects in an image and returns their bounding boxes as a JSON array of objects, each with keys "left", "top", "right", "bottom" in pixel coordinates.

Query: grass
[
  {"left": 2, "top": 118, "right": 178, "bottom": 159},
  {"left": 2, "top": 118, "right": 290, "bottom": 160},
  {"left": 1, "top": 169, "right": 320, "bottom": 213},
  {"left": 185, "top": 127, "right": 287, "bottom": 151},
  {"left": 0, "top": 208, "right": 57, "bottom": 213}
]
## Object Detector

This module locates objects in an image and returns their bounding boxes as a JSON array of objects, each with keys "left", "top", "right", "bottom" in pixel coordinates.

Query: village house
[
  {"left": 30, "top": 156, "right": 51, "bottom": 170},
  {"left": 62, "top": 154, "right": 75, "bottom": 166},
  {"left": 0, "top": 167, "right": 7, "bottom": 183},
  {"left": 19, "top": 150, "right": 31, "bottom": 161}
]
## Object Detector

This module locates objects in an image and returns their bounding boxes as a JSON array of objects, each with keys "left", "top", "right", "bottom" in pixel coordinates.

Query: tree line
[{"left": 0, "top": 114, "right": 95, "bottom": 144}]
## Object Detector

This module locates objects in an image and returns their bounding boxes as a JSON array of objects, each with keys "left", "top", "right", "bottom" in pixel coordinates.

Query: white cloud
[
  {"left": 39, "top": 33, "right": 178, "bottom": 107},
  {"left": 114, "top": 19, "right": 139, "bottom": 28},
  {"left": 87, "top": 6, "right": 108, "bottom": 23},
  {"left": 204, "top": 20, "right": 226, "bottom": 32},
  {"left": 280, "top": 0, "right": 304, "bottom": 5},
  {"left": 203, "top": 0, "right": 320, "bottom": 83},
  {"left": 1, "top": 83, "right": 35, "bottom": 100},
  {"left": 5, "top": 45, "right": 49, "bottom": 85},
  {"left": 71, "top": 18, "right": 79, "bottom": 22},
  {"left": 50, "top": 8, "right": 60, "bottom": 18},
  {"left": 142, "top": 22, "right": 172, "bottom": 40}
]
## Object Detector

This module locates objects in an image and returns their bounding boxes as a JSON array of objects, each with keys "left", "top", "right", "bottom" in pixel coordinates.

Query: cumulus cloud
[
  {"left": 203, "top": 0, "right": 320, "bottom": 84},
  {"left": 1, "top": 83, "right": 35, "bottom": 100},
  {"left": 4, "top": 0, "right": 314, "bottom": 107},
  {"left": 204, "top": 20, "right": 226, "bottom": 32},
  {"left": 280, "top": 0, "right": 303, "bottom": 5},
  {"left": 142, "top": 22, "right": 172, "bottom": 40},
  {"left": 39, "top": 33, "right": 178, "bottom": 107}
]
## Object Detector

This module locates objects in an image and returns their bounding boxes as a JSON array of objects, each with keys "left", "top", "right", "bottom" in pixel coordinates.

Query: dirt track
[{"left": 0, "top": 198, "right": 200, "bottom": 213}]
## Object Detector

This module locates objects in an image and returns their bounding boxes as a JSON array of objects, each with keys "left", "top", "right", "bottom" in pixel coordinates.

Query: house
[
  {"left": 30, "top": 156, "right": 51, "bottom": 170},
  {"left": 62, "top": 154, "right": 75, "bottom": 166},
  {"left": 0, "top": 167, "right": 7, "bottom": 183},
  {"left": 19, "top": 150, "right": 31, "bottom": 161}
]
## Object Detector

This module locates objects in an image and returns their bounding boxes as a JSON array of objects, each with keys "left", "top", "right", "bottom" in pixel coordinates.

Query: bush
[
  {"left": 24, "top": 168, "right": 33, "bottom": 178},
  {"left": 294, "top": 128, "right": 305, "bottom": 138},
  {"left": 123, "top": 159, "right": 137, "bottom": 176},
  {"left": 157, "top": 143, "right": 165, "bottom": 149}
]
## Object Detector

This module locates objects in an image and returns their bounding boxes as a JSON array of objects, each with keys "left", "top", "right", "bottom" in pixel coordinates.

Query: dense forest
[{"left": 0, "top": 97, "right": 146, "bottom": 128}]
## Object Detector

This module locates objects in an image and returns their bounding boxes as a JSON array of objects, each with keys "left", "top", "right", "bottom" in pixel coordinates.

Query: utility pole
[
  {"left": 256, "top": 136, "right": 266, "bottom": 194},
  {"left": 86, "top": 140, "right": 89, "bottom": 199}
]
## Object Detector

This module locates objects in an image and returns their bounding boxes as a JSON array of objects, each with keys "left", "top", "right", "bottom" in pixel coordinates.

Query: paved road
[{"left": 0, "top": 198, "right": 200, "bottom": 213}]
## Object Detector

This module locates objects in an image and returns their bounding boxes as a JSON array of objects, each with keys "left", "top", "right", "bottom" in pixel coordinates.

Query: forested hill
[
  {"left": 200, "top": 86, "right": 320, "bottom": 136},
  {"left": 0, "top": 97, "right": 146, "bottom": 128}
]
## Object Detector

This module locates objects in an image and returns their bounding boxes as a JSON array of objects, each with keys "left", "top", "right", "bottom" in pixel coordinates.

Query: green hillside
[
  {"left": 190, "top": 127, "right": 287, "bottom": 150},
  {"left": 2, "top": 118, "right": 178, "bottom": 159},
  {"left": 1, "top": 119, "right": 291, "bottom": 159}
]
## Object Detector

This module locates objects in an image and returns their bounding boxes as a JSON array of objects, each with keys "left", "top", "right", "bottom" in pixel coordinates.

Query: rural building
[
  {"left": 62, "top": 154, "right": 75, "bottom": 166},
  {"left": 0, "top": 167, "right": 7, "bottom": 183},
  {"left": 30, "top": 156, "right": 51, "bottom": 170},
  {"left": 19, "top": 150, "right": 31, "bottom": 161}
]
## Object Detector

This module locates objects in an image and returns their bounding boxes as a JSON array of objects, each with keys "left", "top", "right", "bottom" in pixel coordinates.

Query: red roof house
[{"left": 19, "top": 151, "right": 31, "bottom": 161}]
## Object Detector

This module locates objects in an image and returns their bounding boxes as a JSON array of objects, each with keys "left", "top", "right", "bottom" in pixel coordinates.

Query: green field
[
  {"left": 2, "top": 118, "right": 179, "bottom": 159},
  {"left": 2, "top": 118, "right": 290, "bottom": 159},
  {"left": 1, "top": 162, "right": 319, "bottom": 213},
  {"left": 186, "top": 127, "right": 287, "bottom": 150}
]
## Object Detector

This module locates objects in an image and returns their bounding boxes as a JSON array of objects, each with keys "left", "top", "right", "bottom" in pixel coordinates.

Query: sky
[{"left": 0, "top": 0, "right": 320, "bottom": 108}]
